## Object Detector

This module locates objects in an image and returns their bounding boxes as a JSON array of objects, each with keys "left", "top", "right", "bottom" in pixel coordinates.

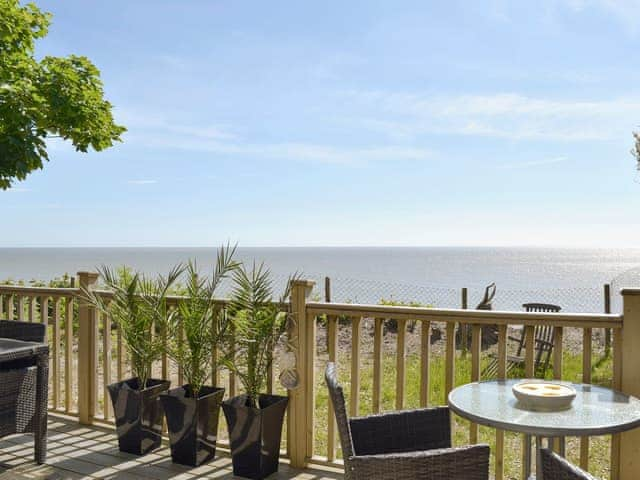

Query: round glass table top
[{"left": 448, "top": 380, "right": 640, "bottom": 437}]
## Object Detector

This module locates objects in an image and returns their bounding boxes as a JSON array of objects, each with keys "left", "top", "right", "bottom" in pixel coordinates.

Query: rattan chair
[
  {"left": 0, "top": 320, "right": 48, "bottom": 463},
  {"left": 540, "top": 449, "right": 598, "bottom": 480},
  {"left": 325, "top": 362, "right": 490, "bottom": 480}
]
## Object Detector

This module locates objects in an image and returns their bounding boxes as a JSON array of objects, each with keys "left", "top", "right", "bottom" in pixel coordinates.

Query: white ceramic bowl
[{"left": 512, "top": 381, "right": 576, "bottom": 411}]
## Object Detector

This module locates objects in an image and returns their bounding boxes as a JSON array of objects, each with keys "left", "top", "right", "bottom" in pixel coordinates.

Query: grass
[{"left": 313, "top": 349, "right": 613, "bottom": 480}]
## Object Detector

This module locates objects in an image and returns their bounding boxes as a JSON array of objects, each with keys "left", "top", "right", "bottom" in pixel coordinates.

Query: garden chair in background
[
  {"left": 325, "top": 362, "right": 490, "bottom": 480},
  {"left": 482, "top": 303, "right": 561, "bottom": 379},
  {"left": 540, "top": 448, "right": 598, "bottom": 479}
]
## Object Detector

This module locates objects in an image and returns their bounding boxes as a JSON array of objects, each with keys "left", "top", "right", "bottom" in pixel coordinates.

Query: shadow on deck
[{"left": 0, "top": 414, "right": 343, "bottom": 480}]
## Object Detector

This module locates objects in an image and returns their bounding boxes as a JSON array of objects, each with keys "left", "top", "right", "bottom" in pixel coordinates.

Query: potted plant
[
  {"left": 160, "top": 246, "right": 239, "bottom": 466},
  {"left": 222, "top": 263, "right": 296, "bottom": 480},
  {"left": 86, "top": 265, "right": 182, "bottom": 455}
]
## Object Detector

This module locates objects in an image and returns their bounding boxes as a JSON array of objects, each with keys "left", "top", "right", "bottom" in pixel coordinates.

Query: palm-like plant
[
  {"left": 226, "top": 263, "right": 297, "bottom": 407},
  {"left": 86, "top": 264, "right": 183, "bottom": 390},
  {"left": 166, "top": 245, "right": 239, "bottom": 397}
]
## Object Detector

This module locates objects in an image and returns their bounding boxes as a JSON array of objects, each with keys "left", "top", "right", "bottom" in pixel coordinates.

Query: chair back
[
  {"left": 522, "top": 303, "right": 561, "bottom": 313},
  {"left": 325, "top": 362, "right": 354, "bottom": 459}
]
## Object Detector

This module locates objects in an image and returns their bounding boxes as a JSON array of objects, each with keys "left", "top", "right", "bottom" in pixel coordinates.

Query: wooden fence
[{"left": 0, "top": 274, "right": 639, "bottom": 479}]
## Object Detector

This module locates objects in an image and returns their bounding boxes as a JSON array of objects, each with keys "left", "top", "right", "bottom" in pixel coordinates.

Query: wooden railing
[
  {"left": 288, "top": 281, "right": 640, "bottom": 480},
  {"left": 1, "top": 275, "right": 640, "bottom": 479}
]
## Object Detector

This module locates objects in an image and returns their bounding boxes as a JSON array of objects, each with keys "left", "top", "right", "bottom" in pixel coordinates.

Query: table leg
[
  {"left": 524, "top": 434, "right": 532, "bottom": 479},
  {"left": 35, "top": 352, "right": 49, "bottom": 464},
  {"left": 536, "top": 437, "right": 544, "bottom": 479}
]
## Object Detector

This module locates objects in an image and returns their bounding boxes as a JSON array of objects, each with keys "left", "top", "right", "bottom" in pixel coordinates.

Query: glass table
[{"left": 448, "top": 379, "right": 640, "bottom": 479}]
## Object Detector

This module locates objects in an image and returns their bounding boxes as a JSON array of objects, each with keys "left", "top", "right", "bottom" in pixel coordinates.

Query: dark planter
[
  {"left": 160, "top": 385, "right": 225, "bottom": 466},
  {"left": 222, "top": 393, "right": 288, "bottom": 480},
  {"left": 107, "top": 377, "right": 170, "bottom": 455}
]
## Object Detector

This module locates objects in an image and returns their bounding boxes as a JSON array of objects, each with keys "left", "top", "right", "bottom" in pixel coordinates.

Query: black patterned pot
[
  {"left": 107, "top": 377, "right": 170, "bottom": 455},
  {"left": 160, "top": 385, "right": 225, "bottom": 466},
  {"left": 222, "top": 394, "right": 288, "bottom": 480}
]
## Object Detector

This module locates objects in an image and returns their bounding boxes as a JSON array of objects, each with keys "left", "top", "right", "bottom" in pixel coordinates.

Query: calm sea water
[{"left": 2, "top": 247, "right": 640, "bottom": 312}]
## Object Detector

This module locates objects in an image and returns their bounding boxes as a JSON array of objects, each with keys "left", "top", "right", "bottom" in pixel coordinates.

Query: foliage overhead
[
  {"left": 633, "top": 131, "right": 640, "bottom": 170},
  {"left": 166, "top": 245, "right": 239, "bottom": 397},
  {"left": 85, "top": 265, "right": 183, "bottom": 390},
  {"left": 0, "top": 0, "right": 125, "bottom": 189},
  {"left": 226, "top": 263, "right": 298, "bottom": 407}
]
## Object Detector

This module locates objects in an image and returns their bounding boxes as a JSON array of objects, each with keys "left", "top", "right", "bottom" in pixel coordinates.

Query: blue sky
[{"left": 3, "top": 0, "right": 640, "bottom": 247}]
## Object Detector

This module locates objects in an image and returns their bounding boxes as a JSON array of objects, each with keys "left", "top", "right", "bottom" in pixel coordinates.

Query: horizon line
[{"left": 0, "top": 244, "right": 639, "bottom": 249}]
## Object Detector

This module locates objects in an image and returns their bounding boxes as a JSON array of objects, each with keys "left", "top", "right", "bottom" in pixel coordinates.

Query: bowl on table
[{"left": 512, "top": 380, "right": 576, "bottom": 411}]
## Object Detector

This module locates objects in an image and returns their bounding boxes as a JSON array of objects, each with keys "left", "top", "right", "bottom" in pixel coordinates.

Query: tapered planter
[
  {"left": 107, "top": 377, "right": 170, "bottom": 455},
  {"left": 159, "top": 385, "right": 225, "bottom": 466},
  {"left": 222, "top": 394, "right": 288, "bottom": 480}
]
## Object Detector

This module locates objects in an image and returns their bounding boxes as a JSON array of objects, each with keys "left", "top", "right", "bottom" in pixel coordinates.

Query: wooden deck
[{"left": 0, "top": 414, "right": 343, "bottom": 480}]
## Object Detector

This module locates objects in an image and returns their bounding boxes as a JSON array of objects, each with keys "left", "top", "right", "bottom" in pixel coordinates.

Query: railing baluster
[
  {"left": 469, "top": 324, "right": 481, "bottom": 444},
  {"left": 52, "top": 297, "right": 61, "bottom": 410},
  {"left": 210, "top": 304, "right": 218, "bottom": 388},
  {"left": 327, "top": 315, "right": 338, "bottom": 461},
  {"left": 444, "top": 322, "right": 456, "bottom": 401},
  {"left": 395, "top": 318, "right": 407, "bottom": 410},
  {"left": 495, "top": 324, "right": 508, "bottom": 480},
  {"left": 6, "top": 294, "right": 13, "bottom": 320},
  {"left": 177, "top": 320, "right": 184, "bottom": 387},
  {"left": 580, "top": 328, "right": 592, "bottom": 470},
  {"left": 553, "top": 327, "right": 564, "bottom": 453},
  {"left": 524, "top": 325, "right": 535, "bottom": 377},
  {"left": 65, "top": 296, "right": 74, "bottom": 414},
  {"left": 102, "top": 311, "right": 112, "bottom": 420},
  {"left": 17, "top": 296, "right": 25, "bottom": 321},
  {"left": 28, "top": 296, "right": 36, "bottom": 322},
  {"left": 161, "top": 327, "right": 168, "bottom": 381},
  {"left": 229, "top": 323, "right": 236, "bottom": 397},
  {"left": 304, "top": 311, "right": 317, "bottom": 460},
  {"left": 116, "top": 321, "right": 123, "bottom": 381},
  {"left": 522, "top": 325, "right": 535, "bottom": 479},
  {"left": 611, "top": 327, "right": 623, "bottom": 480},
  {"left": 372, "top": 318, "right": 383, "bottom": 413},
  {"left": 419, "top": 319, "right": 431, "bottom": 408},
  {"left": 40, "top": 295, "right": 49, "bottom": 409},
  {"left": 350, "top": 316, "right": 361, "bottom": 417}
]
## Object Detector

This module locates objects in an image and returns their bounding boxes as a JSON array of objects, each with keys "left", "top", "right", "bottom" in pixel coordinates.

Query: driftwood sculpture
[
  {"left": 456, "top": 283, "right": 499, "bottom": 350},
  {"left": 476, "top": 283, "right": 496, "bottom": 310}
]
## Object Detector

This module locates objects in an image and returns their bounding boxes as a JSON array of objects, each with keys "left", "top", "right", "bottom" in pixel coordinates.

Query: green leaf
[{"left": 0, "top": 0, "right": 125, "bottom": 189}]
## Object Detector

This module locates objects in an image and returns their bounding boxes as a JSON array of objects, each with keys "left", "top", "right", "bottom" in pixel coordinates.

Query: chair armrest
[
  {"left": 508, "top": 335, "right": 523, "bottom": 343},
  {"left": 0, "top": 321, "right": 46, "bottom": 343},
  {"left": 349, "top": 444, "right": 490, "bottom": 480},
  {"left": 349, "top": 407, "right": 450, "bottom": 455}
]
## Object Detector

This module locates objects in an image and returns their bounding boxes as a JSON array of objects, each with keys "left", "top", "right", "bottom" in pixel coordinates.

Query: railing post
[
  {"left": 460, "top": 287, "right": 468, "bottom": 355},
  {"left": 618, "top": 289, "right": 640, "bottom": 480},
  {"left": 77, "top": 271, "right": 99, "bottom": 425},
  {"left": 604, "top": 283, "right": 612, "bottom": 357},
  {"left": 288, "top": 279, "right": 316, "bottom": 469}
]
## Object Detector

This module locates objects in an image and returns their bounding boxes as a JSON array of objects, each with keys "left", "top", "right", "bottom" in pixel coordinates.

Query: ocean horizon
[{"left": 2, "top": 246, "right": 640, "bottom": 313}]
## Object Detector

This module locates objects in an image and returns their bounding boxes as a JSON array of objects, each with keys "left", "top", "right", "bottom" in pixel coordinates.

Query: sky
[{"left": 3, "top": 0, "right": 640, "bottom": 247}]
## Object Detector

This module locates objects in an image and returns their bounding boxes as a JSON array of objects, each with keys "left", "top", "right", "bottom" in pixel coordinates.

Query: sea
[{"left": 2, "top": 247, "right": 640, "bottom": 313}]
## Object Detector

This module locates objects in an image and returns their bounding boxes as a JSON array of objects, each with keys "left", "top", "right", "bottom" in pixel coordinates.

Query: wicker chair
[
  {"left": 540, "top": 449, "right": 598, "bottom": 480},
  {"left": 325, "top": 362, "right": 490, "bottom": 480},
  {"left": 0, "top": 320, "right": 48, "bottom": 463}
]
